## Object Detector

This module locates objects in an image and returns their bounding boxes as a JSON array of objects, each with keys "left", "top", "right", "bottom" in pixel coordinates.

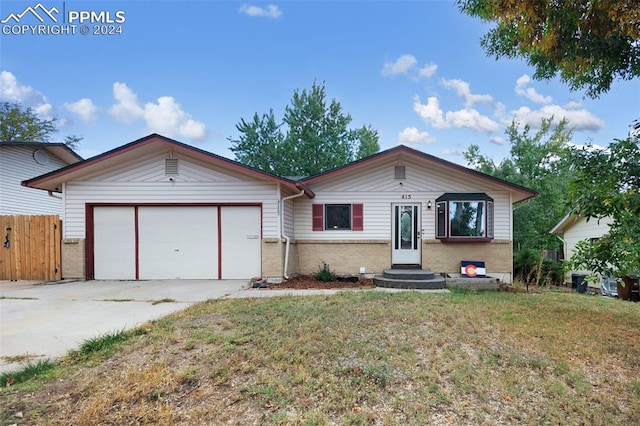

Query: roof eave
[
  {"left": 21, "top": 134, "right": 315, "bottom": 195},
  {"left": 302, "top": 144, "right": 537, "bottom": 203}
]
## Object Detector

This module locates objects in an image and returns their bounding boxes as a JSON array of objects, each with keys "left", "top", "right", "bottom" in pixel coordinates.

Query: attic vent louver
[
  {"left": 165, "top": 158, "right": 178, "bottom": 175},
  {"left": 394, "top": 165, "right": 405, "bottom": 179}
]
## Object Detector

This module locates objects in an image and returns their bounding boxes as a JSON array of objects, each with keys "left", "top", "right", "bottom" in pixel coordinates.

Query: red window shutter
[
  {"left": 352, "top": 203, "right": 363, "bottom": 231},
  {"left": 312, "top": 204, "right": 324, "bottom": 231}
]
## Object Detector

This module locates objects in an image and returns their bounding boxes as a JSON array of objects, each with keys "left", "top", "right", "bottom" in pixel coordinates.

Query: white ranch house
[
  {"left": 0, "top": 142, "right": 82, "bottom": 215},
  {"left": 550, "top": 212, "right": 614, "bottom": 287},
  {"left": 23, "top": 134, "right": 536, "bottom": 283}
]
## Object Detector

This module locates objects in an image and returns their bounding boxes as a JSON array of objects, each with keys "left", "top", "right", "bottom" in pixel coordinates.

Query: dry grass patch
[{"left": 1, "top": 290, "right": 640, "bottom": 425}]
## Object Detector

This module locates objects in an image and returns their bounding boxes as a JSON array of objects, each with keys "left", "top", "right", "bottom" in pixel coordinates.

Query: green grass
[
  {"left": 0, "top": 359, "right": 55, "bottom": 387},
  {"left": 67, "top": 328, "right": 147, "bottom": 362},
  {"left": 1, "top": 290, "right": 639, "bottom": 425}
]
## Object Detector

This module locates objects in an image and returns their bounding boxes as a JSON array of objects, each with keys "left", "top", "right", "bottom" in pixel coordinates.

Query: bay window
[{"left": 435, "top": 193, "right": 494, "bottom": 241}]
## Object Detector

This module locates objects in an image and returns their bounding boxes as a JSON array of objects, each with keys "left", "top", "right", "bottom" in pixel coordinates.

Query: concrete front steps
[{"left": 374, "top": 268, "right": 446, "bottom": 290}]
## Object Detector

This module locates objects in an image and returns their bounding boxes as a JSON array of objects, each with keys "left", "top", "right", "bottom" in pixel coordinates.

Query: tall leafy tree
[
  {"left": 457, "top": 0, "right": 640, "bottom": 98},
  {"left": 567, "top": 136, "right": 640, "bottom": 278},
  {"left": 0, "top": 102, "right": 81, "bottom": 148},
  {"left": 229, "top": 81, "right": 380, "bottom": 176},
  {"left": 229, "top": 110, "right": 283, "bottom": 175},
  {"left": 463, "top": 118, "right": 576, "bottom": 252}
]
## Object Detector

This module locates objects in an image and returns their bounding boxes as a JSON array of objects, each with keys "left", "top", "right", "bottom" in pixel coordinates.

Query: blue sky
[{"left": 1, "top": 1, "right": 638, "bottom": 165}]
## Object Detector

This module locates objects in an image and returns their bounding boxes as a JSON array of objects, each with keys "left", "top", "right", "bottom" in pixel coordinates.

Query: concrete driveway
[{"left": 0, "top": 279, "right": 247, "bottom": 374}]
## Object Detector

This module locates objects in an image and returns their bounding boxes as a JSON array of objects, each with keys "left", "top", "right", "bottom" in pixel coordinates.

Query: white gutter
[{"left": 281, "top": 189, "right": 305, "bottom": 279}]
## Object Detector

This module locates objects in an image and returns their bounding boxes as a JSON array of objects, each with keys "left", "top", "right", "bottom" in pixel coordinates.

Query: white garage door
[
  {"left": 94, "top": 207, "right": 135, "bottom": 280},
  {"left": 221, "top": 206, "right": 261, "bottom": 279},
  {"left": 138, "top": 206, "right": 218, "bottom": 279},
  {"left": 92, "top": 206, "right": 261, "bottom": 280}
]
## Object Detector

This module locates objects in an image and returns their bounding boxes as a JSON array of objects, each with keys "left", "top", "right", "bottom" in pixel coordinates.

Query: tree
[
  {"left": 229, "top": 81, "right": 380, "bottom": 176},
  {"left": 0, "top": 102, "right": 81, "bottom": 148},
  {"left": 463, "top": 118, "right": 576, "bottom": 252},
  {"left": 457, "top": 0, "right": 640, "bottom": 98},
  {"left": 229, "top": 110, "right": 283, "bottom": 175},
  {"left": 567, "top": 136, "right": 640, "bottom": 278}
]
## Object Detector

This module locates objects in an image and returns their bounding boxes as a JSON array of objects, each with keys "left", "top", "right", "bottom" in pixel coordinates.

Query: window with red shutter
[
  {"left": 312, "top": 204, "right": 324, "bottom": 231},
  {"left": 352, "top": 203, "right": 363, "bottom": 231}
]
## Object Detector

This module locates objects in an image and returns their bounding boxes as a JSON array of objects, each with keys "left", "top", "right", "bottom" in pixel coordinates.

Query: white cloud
[
  {"left": 382, "top": 55, "right": 437, "bottom": 80},
  {"left": 565, "top": 100, "right": 583, "bottom": 109},
  {"left": 441, "top": 78, "right": 493, "bottom": 108},
  {"left": 381, "top": 54, "right": 438, "bottom": 80},
  {"left": 413, "top": 96, "right": 500, "bottom": 132},
  {"left": 398, "top": 127, "right": 436, "bottom": 145},
  {"left": 239, "top": 4, "right": 282, "bottom": 19},
  {"left": 439, "top": 148, "right": 464, "bottom": 156},
  {"left": 382, "top": 54, "right": 417, "bottom": 77},
  {"left": 418, "top": 63, "right": 438, "bottom": 79},
  {"left": 489, "top": 136, "right": 505, "bottom": 145},
  {"left": 109, "top": 82, "right": 207, "bottom": 139},
  {"left": 109, "top": 82, "right": 144, "bottom": 123},
  {"left": 510, "top": 104, "right": 604, "bottom": 132},
  {"left": 515, "top": 75, "right": 552, "bottom": 104},
  {"left": 413, "top": 96, "right": 447, "bottom": 128},
  {"left": 0, "top": 70, "right": 54, "bottom": 119},
  {"left": 64, "top": 98, "right": 98, "bottom": 124},
  {"left": 143, "top": 97, "right": 207, "bottom": 139}
]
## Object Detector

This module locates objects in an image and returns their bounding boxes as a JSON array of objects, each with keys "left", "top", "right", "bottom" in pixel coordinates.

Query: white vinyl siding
[
  {"left": 282, "top": 195, "right": 295, "bottom": 237},
  {"left": 294, "top": 156, "right": 512, "bottom": 241},
  {"left": 563, "top": 216, "right": 614, "bottom": 275},
  {"left": 62, "top": 152, "right": 277, "bottom": 239},
  {"left": 0, "top": 146, "right": 69, "bottom": 215}
]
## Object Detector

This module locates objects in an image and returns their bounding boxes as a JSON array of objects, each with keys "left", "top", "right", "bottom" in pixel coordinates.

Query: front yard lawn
[{"left": 1, "top": 290, "right": 639, "bottom": 425}]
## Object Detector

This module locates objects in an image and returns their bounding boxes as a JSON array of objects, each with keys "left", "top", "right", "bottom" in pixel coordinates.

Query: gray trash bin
[{"left": 572, "top": 274, "right": 588, "bottom": 293}]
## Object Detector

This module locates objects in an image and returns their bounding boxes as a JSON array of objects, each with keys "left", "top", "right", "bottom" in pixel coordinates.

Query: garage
[{"left": 92, "top": 205, "right": 261, "bottom": 280}]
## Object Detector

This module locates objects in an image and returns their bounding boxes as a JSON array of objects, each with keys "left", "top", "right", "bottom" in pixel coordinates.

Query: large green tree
[
  {"left": 229, "top": 81, "right": 380, "bottom": 176},
  {"left": 0, "top": 102, "right": 81, "bottom": 148},
  {"left": 463, "top": 118, "right": 576, "bottom": 252},
  {"left": 567, "top": 136, "right": 640, "bottom": 278},
  {"left": 457, "top": 0, "right": 640, "bottom": 98}
]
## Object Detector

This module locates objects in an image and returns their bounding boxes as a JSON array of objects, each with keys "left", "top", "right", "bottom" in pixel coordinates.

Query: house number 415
[{"left": 401, "top": 194, "right": 412, "bottom": 199}]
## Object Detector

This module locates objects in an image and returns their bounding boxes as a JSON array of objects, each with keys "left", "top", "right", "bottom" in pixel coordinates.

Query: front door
[{"left": 391, "top": 203, "right": 421, "bottom": 266}]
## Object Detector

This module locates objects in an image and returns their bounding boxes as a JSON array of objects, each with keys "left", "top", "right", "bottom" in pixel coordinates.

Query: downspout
[
  {"left": 47, "top": 191, "right": 62, "bottom": 200},
  {"left": 281, "top": 190, "right": 305, "bottom": 279}
]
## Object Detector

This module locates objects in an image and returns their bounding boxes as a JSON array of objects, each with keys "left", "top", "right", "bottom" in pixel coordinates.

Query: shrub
[
  {"left": 314, "top": 263, "right": 337, "bottom": 282},
  {"left": 514, "top": 249, "right": 565, "bottom": 286}
]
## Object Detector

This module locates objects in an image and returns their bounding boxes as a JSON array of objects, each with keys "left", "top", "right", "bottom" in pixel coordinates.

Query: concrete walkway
[{"left": 0, "top": 279, "right": 448, "bottom": 374}]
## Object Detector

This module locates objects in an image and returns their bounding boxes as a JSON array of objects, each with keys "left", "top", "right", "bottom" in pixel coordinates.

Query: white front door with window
[{"left": 391, "top": 203, "right": 421, "bottom": 265}]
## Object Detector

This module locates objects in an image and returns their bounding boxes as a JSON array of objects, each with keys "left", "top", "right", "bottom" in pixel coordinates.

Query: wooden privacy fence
[{"left": 0, "top": 215, "right": 62, "bottom": 281}]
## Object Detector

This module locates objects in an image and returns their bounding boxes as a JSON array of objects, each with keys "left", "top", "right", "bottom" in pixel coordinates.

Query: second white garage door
[
  {"left": 138, "top": 206, "right": 219, "bottom": 279},
  {"left": 93, "top": 205, "right": 261, "bottom": 280}
]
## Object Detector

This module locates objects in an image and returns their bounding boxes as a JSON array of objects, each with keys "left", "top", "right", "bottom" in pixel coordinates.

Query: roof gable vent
[
  {"left": 394, "top": 165, "right": 405, "bottom": 179},
  {"left": 165, "top": 158, "right": 178, "bottom": 175}
]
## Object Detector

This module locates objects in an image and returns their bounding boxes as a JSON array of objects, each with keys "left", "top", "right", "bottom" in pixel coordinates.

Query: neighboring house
[
  {"left": 550, "top": 212, "right": 614, "bottom": 285},
  {"left": 0, "top": 142, "right": 82, "bottom": 215},
  {"left": 22, "top": 134, "right": 536, "bottom": 282}
]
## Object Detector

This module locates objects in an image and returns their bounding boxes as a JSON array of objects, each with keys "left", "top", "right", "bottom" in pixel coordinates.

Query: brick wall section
[
  {"left": 262, "top": 238, "right": 283, "bottom": 278},
  {"left": 295, "top": 240, "right": 391, "bottom": 275},
  {"left": 424, "top": 239, "right": 513, "bottom": 281},
  {"left": 61, "top": 238, "right": 85, "bottom": 279},
  {"left": 285, "top": 241, "right": 300, "bottom": 276}
]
